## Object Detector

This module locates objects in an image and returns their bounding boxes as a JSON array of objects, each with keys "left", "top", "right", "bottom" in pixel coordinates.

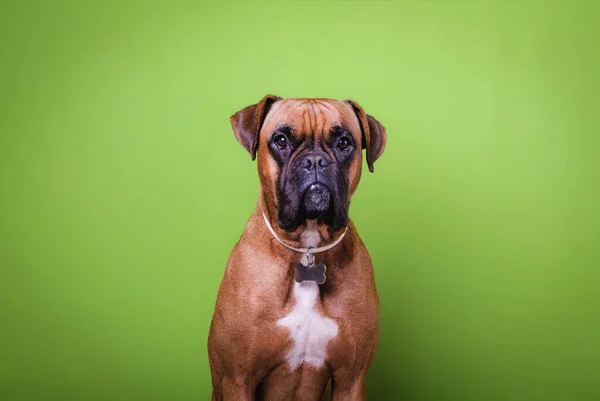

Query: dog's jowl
[{"left": 208, "top": 96, "right": 386, "bottom": 401}]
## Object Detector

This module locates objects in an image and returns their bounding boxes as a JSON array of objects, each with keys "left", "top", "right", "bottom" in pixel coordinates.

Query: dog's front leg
[
  {"left": 330, "top": 374, "right": 367, "bottom": 401},
  {"left": 220, "top": 376, "right": 256, "bottom": 401}
]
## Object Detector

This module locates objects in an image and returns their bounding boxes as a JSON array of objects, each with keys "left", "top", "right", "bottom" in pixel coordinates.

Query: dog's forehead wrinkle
[
  {"left": 314, "top": 100, "right": 337, "bottom": 112},
  {"left": 271, "top": 101, "right": 345, "bottom": 139},
  {"left": 308, "top": 101, "right": 319, "bottom": 135},
  {"left": 295, "top": 102, "right": 339, "bottom": 140}
]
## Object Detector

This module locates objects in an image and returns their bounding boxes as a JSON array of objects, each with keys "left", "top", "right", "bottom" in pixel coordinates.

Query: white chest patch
[
  {"left": 300, "top": 221, "right": 322, "bottom": 248},
  {"left": 277, "top": 281, "right": 339, "bottom": 370}
]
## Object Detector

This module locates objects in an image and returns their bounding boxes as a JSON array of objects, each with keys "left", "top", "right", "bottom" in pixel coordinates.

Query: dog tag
[{"left": 295, "top": 262, "right": 327, "bottom": 285}]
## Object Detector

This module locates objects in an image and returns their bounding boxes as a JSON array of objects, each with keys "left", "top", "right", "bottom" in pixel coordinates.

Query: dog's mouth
[
  {"left": 278, "top": 181, "right": 347, "bottom": 233},
  {"left": 302, "top": 183, "right": 331, "bottom": 220}
]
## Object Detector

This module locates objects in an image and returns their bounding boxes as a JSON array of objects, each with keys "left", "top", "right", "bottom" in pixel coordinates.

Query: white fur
[
  {"left": 300, "top": 219, "right": 322, "bottom": 248},
  {"left": 277, "top": 280, "right": 339, "bottom": 370},
  {"left": 276, "top": 223, "right": 339, "bottom": 370}
]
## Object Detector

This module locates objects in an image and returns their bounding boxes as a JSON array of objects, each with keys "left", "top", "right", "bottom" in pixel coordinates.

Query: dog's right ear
[{"left": 230, "top": 94, "right": 281, "bottom": 160}]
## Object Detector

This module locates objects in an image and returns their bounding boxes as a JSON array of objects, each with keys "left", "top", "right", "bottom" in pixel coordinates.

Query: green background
[{"left": 1, "top": 1, "right": 599, "bottom": 400}]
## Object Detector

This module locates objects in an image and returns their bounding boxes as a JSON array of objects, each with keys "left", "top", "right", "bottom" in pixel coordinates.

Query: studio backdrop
[{"left": 0, "top": 1, "right": 598, "bottom": 400}]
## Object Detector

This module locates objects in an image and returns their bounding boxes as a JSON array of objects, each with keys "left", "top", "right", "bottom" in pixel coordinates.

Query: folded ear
[
  {"left": 345, "top": 100, "right": 387, "bottom": 172},
  {"left": 230, "top": 94, "right": 281, "bottom": 160}
]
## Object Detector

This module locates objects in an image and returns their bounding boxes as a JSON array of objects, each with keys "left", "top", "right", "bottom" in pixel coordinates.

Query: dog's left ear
[
  {"left": 230, "top": 94, "right": 281, "bottom": 160},
  {"left": 345, "top": 100, "right": 387, "bottom": 173}
]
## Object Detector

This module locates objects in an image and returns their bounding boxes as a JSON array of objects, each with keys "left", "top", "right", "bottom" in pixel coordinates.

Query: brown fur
[{"left": 208, "top": 97, "right": 386, "bottom": 400}]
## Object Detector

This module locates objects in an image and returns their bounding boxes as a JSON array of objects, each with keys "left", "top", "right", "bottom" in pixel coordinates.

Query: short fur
[{"left": 208, "top": 96, "right": 386, "bottom": 400}]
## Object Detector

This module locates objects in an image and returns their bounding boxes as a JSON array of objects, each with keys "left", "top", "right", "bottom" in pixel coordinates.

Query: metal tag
[{"left": 295, "top": 251, "right": 327, "bottom": 285}]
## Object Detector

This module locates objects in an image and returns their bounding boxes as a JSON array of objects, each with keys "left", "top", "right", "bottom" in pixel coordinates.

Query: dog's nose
[{"left": 301, "top": 153, "right": 331, "bottom": 170}]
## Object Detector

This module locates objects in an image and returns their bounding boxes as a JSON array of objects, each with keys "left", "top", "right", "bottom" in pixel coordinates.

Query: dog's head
[{"left": 230, "top": 95, "right": 386, "bottom": 233}]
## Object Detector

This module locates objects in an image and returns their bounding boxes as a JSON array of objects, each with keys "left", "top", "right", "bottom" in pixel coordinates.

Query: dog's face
[{"left": 230, "top": 96, "right": 386, "bottom": 233}]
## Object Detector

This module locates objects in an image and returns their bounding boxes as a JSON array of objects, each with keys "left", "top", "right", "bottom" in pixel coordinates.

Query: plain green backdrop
[{"left": 1, "top": 1, "right": 599, "bottom": 400}]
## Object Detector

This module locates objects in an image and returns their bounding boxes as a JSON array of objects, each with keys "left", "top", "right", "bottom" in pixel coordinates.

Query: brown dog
[{"left": 208, "top": 95, "right": 386, "bottom": 400}]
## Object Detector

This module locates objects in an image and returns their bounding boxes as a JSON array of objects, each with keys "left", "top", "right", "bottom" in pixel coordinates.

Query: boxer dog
[{"left": 208, "top": 95, "right": 386, "bottom": 400}]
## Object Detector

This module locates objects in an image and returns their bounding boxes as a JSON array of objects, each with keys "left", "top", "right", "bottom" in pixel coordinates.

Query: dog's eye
[
  {"left": 337, "top": 136, "right": 351, "bottom": 151},
  {"left": 274, "top": 134, "right": 289, "bottom": 150}
]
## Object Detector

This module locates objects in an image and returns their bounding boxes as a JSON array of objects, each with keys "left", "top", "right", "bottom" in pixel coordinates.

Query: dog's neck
[
  {"left": 257, "top": 191, "right": 335, "bottom": 249},
  {"left": 299, "top": 219, "right": 323, "bottom": 248}
]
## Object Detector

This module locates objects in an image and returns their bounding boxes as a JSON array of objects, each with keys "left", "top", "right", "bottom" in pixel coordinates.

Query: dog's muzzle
[{"left": 302, "top": 183, "right": 331, "bottom": 219}]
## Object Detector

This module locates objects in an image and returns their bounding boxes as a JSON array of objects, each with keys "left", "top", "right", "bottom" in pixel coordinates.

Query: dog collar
[{"left": 261, "top": 211, "right": 347, "bottom": 254}]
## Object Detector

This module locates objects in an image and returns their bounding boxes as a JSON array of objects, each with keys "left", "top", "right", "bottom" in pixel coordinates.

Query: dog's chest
[{"left": 277, "top": 281, "right": 339, "bottom": 370}]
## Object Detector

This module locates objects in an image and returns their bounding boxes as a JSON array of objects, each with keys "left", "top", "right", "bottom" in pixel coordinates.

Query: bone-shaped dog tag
[{"left": 295, "top": 262, "right": 327, "bottom": 285}]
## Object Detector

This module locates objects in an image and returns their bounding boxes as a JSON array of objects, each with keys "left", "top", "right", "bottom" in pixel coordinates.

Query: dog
[{"left": 208, "top": 95, "right": 386, "bottom": 400}]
